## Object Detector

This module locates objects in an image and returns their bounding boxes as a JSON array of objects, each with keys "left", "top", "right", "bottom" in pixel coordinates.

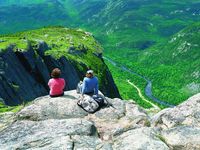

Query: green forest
[{"left": 0, "top": 0, "right": 200, "bottom": 108}]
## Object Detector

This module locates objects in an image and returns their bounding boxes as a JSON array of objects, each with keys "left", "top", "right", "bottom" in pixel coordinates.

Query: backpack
[
  {"left": 77, "top": 94, "right": 107, "bottom": 113},
  {"left": 76, "top": 81, "right": 82, "bottom": 94},
  {"left": 92, "top": 94, "right": 106, "bottom": 107}
]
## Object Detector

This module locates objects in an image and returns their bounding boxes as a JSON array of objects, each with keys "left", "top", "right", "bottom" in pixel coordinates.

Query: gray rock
[
  {"left": 0, "top": 97, "right": 4, "bottom": 104},
  {"left": 151, "top": 108, "right": 172, "bottom": 129},
  {"left": 17, "top": 93, "right": 88, "bottom": 121},
  {"left": 93, "top": 52, "right": 102, "bottom": 58},
  {"left": 0, "top": 48, "right": 48, "bottom": 105},
  {"left": 162, "top": 126, "right": 200, "bottom": 150},
  {"left": 103, "top": 68, "right": 121, "bottom": 98},
  {"left": 113, "top": 127, "right": 169, "bottom": 150},
  {"left": 0, "top": 112, "right": 15, "bottom": 131},
  {"left": 152, "top": 93, "right": 200, "bottom": 129},
  {"left": 9, "top": 136, "right": 73, "bottom": 150},
  {"left": 0, "top": 119, "right": 96, "bottom": 150},
  {"left": 1, "top": 91, "right": 200, "bottom": 149},
  {"left": 68, "top": 45, "right": 87, "bottom": 55},
  {"left": 72, "top": 135, "right": 103, "bottom": 150},
  {"left": 37, "top": 40, "right": 49, "bottom": 57},
  {"left": 0, "top": 90, "right": 152, "bottom": 150},
  {"left": 84, "top": 97, "right": 150, "bottom": 141},
  {"left": 125, "top": 101, "right": 148, "bottom": 121},
  {"left": 59, "top": 56, "right": 80, "bottom": 90},
  {"left": 98, "top": 142, "right": 113, "bottom": 150},
  {"left": 94, "top": 98, "right": 126, "bottom": 120},
  {"left": 15, "top": 90, "right": 149, "bottom": 140}
]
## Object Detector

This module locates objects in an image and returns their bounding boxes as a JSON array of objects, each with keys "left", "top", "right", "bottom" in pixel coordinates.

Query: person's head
[
  {"left": 51, "top": 68, "right": 61, "bottom": 79},
  {"left": 86, "top": 70, "right": 94, "bottom": 78}
]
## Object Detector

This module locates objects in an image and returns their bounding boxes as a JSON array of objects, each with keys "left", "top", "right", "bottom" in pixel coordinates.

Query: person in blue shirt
[{"left": 81, "top": 70, "right": 98, "bottom": 96}]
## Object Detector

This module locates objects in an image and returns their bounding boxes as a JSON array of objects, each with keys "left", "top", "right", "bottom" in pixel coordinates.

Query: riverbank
[
  {"left": 104, "top": 57, "right": 175, "bottom": 108},
  {"left": 127, "top": 80, "right": 160, "bottom": 110}
]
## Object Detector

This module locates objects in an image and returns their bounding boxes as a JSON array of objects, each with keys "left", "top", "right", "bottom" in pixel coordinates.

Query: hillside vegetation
[
  {"left": 0, "top": 27, "right": 104, "bottom": 76},
  {"left": 0, "top": 27, "right": 120, "bottom": 108},
  {"left": 108, "top": 23, "right": 200, "bottom": 106},
  {"left": 0, "top": 0, "right": 200, "bottom": 107}
]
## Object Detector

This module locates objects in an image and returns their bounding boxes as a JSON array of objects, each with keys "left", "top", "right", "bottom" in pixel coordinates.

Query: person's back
[
  {"left": 82, "top": 76, "right": 98, "bottom": 95},
  {"left": 48, "top": 68, "right": 66, "bottom": 97},
  {"left": 81, "top": 70, "right": 98, "bottom": 95}
]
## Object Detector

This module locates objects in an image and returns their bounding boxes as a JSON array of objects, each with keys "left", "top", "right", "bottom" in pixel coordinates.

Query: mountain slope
[
  {"left": 0, "top": 27, "right": 120, "bottom": 105},
  {"left": 0, "top": 0, "right": 200, "bottom": 107},
  {"left": 116, "top": 23, "right": 200, "bottom": 105},
  {"left": 70, "top": 0, "right": 200, "bottom": 50}
]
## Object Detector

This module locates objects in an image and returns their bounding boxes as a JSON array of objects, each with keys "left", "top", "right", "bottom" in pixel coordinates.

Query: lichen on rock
[{"left": 0, "top": 90, "right": 200, "bottom": 149}]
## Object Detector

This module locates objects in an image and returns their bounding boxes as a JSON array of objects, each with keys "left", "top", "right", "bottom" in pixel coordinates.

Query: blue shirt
[{"left": 82, "top": 76, "right": 98, "bottom": 95}]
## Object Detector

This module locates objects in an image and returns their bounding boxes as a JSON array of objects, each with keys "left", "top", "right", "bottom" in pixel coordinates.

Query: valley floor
[{"left": 127, "top": 80, "right": 160, "bottom": 110}]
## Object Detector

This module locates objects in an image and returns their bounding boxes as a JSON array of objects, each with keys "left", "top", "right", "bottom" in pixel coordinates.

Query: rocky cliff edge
[
  {"left": 0, "top": 90, "right": 200, "bottom": 150},
  {"left": 0, "top": 27, "right": 120, "bottom": 105}
]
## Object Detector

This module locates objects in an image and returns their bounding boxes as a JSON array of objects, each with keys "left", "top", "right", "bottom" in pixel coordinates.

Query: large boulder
[
  {"left": 113, "top": 127, "right": 169, "bottom": 150},
  {"left": 0, "top": 90, "right": 200, "bottom": 149},
  {"left": 161, "top": 126, "right": 200, "bottom": 150},
  {"left": 151, "top": 93, "right": 200, "bottom": 150},
  {"left": 0, "top": 90, "right": 150, "bottom": 149},
  {"left": 0, "top": 119, "right": 97, "bottom": 150},
  {"left": 17, "top": 94, "right": 88, "bottom": 121},
  {"left": 151, "top": 93, "right": 200, "bottom": 129}
]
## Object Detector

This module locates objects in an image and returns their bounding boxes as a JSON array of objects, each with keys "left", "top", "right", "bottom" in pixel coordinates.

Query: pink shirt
[{"left": 48, "top": 78, "right": 65, "bottom": 96}]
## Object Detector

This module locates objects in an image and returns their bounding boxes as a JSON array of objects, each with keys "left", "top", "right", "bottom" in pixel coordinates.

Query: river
[{"left": 103, "top": 57, "right": 175, "bottom": 107}]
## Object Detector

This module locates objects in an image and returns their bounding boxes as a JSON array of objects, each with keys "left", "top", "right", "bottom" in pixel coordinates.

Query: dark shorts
[
  {"left": 50, "top": 92, "right": 64, "bottom": 98},
  {"left": 84, "top": 92, "right": 94, "bottom": 96}
]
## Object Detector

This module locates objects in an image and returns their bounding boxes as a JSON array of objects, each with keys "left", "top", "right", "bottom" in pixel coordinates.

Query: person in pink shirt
[{"left": 48, "top": 68, "right": 66, "bottom": 97}]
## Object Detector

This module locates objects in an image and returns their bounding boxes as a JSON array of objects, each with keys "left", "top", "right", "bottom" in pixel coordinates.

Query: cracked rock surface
[{"left": 0, "top": 90, "right": 200, "bottom": 150}]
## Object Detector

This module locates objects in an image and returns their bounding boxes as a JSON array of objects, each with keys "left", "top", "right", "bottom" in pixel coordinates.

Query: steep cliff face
[{"left": 0, "top": 27, "right": 120, "bottom": 105}]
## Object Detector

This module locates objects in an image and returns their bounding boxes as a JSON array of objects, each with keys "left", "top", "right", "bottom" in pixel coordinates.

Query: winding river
[{"left": 103, "top": 57, "right": 175, "bottom": 107}]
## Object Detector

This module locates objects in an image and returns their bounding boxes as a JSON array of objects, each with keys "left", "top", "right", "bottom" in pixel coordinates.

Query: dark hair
[{"left": 51, "top": 68, "right": 61, "bottom": 78}]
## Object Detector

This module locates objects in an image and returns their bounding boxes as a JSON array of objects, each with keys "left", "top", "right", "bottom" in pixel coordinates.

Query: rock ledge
[{"left": 0, "top": 90, "right": 200, "bottom": 150}]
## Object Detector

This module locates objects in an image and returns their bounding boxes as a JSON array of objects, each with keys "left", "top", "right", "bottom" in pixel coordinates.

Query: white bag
[{"left": 77, "top": 95, "right": 99, "bottom": 113}]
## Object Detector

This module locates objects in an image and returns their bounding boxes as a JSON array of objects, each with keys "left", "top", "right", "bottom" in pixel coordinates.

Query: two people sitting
[
  {"left": 48, "top": 68, "right": 98, "bottom": 97},
  {"left": 48, "top": 68, "right": 105, "bottom": 113}
]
